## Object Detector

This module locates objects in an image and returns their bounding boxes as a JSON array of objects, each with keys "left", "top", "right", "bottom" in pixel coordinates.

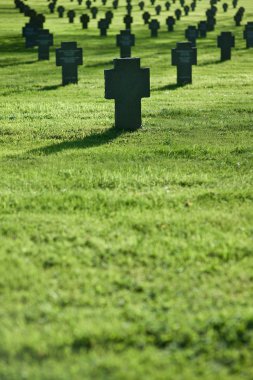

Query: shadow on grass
[
  {"left": 86, "top": 60, "right": 113, "bottom": 68},
  {"left": 198, "top": 59, "right": 221, "bottom": 67},
  {"left": 28, "top": 127, "right": 123, "bottom": 156},
  {"left": 0, "top": 60, "right": 36, "bottom": 68},
  {"left": 39, "top": 84, "right": 62, "bottom": 91},
  {"left": 154, "top": 83, "right": 187, "bottom": 91}
]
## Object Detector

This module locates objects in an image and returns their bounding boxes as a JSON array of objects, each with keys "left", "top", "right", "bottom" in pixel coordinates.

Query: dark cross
[
  {"left": 105, "top": 10, "right": 113, "bottom": 24},
  {"left": 37, "top": 29, "right": 53, "bottom": 60},
  {"left": 102, "top": 0, "right": 107, "bottom": 5},
  {"left": 149, "top": 19, "right": 160, "bottom": 37},
  {"left": 150, "top": 0, "right": 155, "bottom": 5},
  {"left": 104, "top": 58, "right": 150, "bottom": 131},
  {"left": 139, "top": 1, "right": 145, "bottom": 10},
  {"left": 142, "top": 11, "right": 150, "bottom": 24},
  {"left": 86, "top": 0, "right": 92, "bottom": 8},
  {"left": 217, "top": 31, "right": 235, "bottom": 61},
  {"left": 190, "top": 2, "right": 196, "bottom": 11},
  {"left": 155, "top": 5, "right": 161, "bottom": 15},
  {"left": 98, "top": 18, "right": 109, "bottom": 36},
  {"left": 90, "top": 7, "right": 98, "bottom": 18},
  {"left": 77, "top": 0, "right": 83, "bottom": 5},
  {"left": 57, "top": 6, "right": 65, "bottom": 18},
  {"left": 185, "top": 25, "right": 199, "bottom": 47},
  {"left": 67, "top": 10, "right": 76, "bottom": 23},
  {"left": 165, "top": 1, "right": 171, "bottom": 11},
  {"left": 175, "top": 8, "right": 182, "bottom": 20},
  {"left": 244, "top": 22, "right": 253, "bottom": 48},
  {"left": 232, "top": 0, "right": 238, "bottom": 8},
  {"left": 172, "top": 42, "right": 197, "bottom": 85},
  {"left": 166, "top": 16, "right": 175, "bottom": 31},
  {"left": 80, "top": 14, "right": 90, "bottom": 28},
  {"left": 206, "top": 15, "right": 216, "bottom": 31},
  {"left": 116, "top": 30, "right": 135, "bottom": 58},
  {"left": 184, "top": 5, "right": 190, "bottom": 15},
  {"left": 124, "top": 15, "right": 133, "bottom": 30},
  {"left": 198, "top": 20, "right": 207, "bottom": 38},
  {"left": 48, "top": 2, "right": 55, "bottom": 13},
  {"left": 112, "top": 0, "right": 118, "bottom": 9},
  {"left": 56, "top": 42, "right": 83, "bottom": 85},
  {"left": 22, "top": 23, "right": 39, "bottom": 48},
  {"left": 222, "top": 3, "right": 228, "bottom": 12},
  {"left": 180, "top": 0, "right": 185, "bottom": 6}
]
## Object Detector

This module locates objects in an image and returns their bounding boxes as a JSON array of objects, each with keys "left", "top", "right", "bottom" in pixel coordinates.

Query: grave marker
[
  {"left": 116, "top": 30, "right": 135, "bottom": 58},
  {"left": 155, "top": 5, "right": 161, "bottom": 15},
  {"left": 37, "top": 29, "right": 53, "bottom": 60},
  {"left": 104, "top": 58, "right": 150, "bottom": 131},
  {"left": 143, "top": 11, "right": 151, "bottom": 24},
  {"left": 149, "top": 19, "right": 160, "bottom": 37},
  {"left": 175, "top": 8, "right": 182, "bottom": 20},
  {"left": 80, "top": 14, "right": 90, "bottom": 28},
  {"left": 56, "top": 42, "right": 83, "bottom": 85},
  {"left": 172, "top": 42, "right": 197, "bottom": 85},
  {"left": 98, "top": 18, "right": 109, "bottom": 36},
  {"left": 217, "top": 31, "right": 235, "bottom": 61},
  {"left": 185, "top": 25, "right": 199, "bottom": 47},
  {"left": 91, "top": 6, "right": 98, "bottom": 18},
  {"left": 57, "top": 6, "right": 65, "bottom": 18},
  {"left": 166, "top": 16, "right": 175, "bottom": 31},
  {"left": 67, "top": 10, "right": 76, "bottom": 23},
  {"left": 124, "top": 14, "right": 133, "bottom": 30},
  {"left": 244, "top": 22, "right": 253, "bottom": 48},
  {"left": 198, "top": 20, "right": 207, "bottom": 38}
]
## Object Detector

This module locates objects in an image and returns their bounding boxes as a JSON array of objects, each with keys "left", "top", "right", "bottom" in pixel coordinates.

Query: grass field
[{"left": 0, "top": 0, "right": 253, "bottom": 378}]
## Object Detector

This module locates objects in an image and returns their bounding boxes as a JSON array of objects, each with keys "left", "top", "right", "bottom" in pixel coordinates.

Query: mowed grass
[{"left": 0, "top": 0, "right": 253, "bottom": 378}]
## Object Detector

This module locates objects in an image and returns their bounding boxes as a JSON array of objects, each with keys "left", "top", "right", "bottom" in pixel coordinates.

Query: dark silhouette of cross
[
  {"left": 104, "top": 58, "right": 150, "bottom": 131},
  {"left": 217, "top": 32, "right": 235, "bottom": 61},
  {"left": 172, "top": 42, "right": 197, "bottom": 85},
  {"left": 56, "top": 42, "right": 83, "bottom": 85},
  {"left": 116, "top": 30, "right": 135, "bottom": 58}
]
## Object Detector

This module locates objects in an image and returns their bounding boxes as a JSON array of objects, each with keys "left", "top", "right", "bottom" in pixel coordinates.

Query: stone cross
[
  {"left": 184, "top": 5, "right": 190, "bottom": 15},
  {"left": 102, "top": 0, "right": 107, "bottom": 5},
  {"left": 150, "top": 0, "right": 155, "bottom": 5},
  {"left": 91, "top": 7, "right": 98, "bottom": 19},
  {"left": 57, "top": 6, "right": 65, "bottom": 18},
  {"left": 86, "top": 0, "right": 91, "bottom": 9},
  {"left": 175, "top": 9, "right": 182, "bottom": 20},
  {"left": 142, "top": 11, "right": 151, "bottom": 24},
  {"left": 180, "top": 0, "right": 185, "bottom": 6},
  {"left": 222, "top": 3, "right": 228, "bottom": 12},
  {"left": 185, "top": 25, "right": 199, "bottom": 47},
  {"left": 116, "top": 30, "right": 135, "bottom": 58},
  {"left": 149, "top": 19, "right": 160, "bottom": 37},
  {"left": 104, "top": 58, "right": 150, "bottom": 131},
  {"left": 105, "top": 10, "right": 113, "bottom": 24},
  {"left": 113, "top": 0, "right": 119, "bottom": 9},
  {"left": 155, "top": 5, "right": 161, "bottom": 15},
  {"left": 172, "top": 42, "right": 197, "bottom": 85},
  {"left": 22, "top": 23, "right": 38, "bottom": 48},
  {"left": 139, "top": 1, "right": 145, "bottom": 10},
  {"left": 124, "top": 14, "right": 133, "bottom": 30},
  {"left": 30, "top": 13, "right": 45, "bottom": 29},
  {"left": 166, "top": 16, "right": 175, "bottom": 31},
  {"left": 206, "top": 15, "right": 216, "bottom": 31},
  {"left": 98, "top": 18, "right": 109, "bottom": 36},
  {"left": 198, "top": 20, "right": 207, "bottom": 38},
  {"left": 56, "top": 42, "right": 83, "bottom": 85},
  {"left": 67, "top": 10, "right": 76, "bottom": 23},
  {"left": 48, "top": 3, "right": 55, "bottom": 13},
  {"left": 234, "top": 8, "right": 245, "bottom": 26},
  {"left": 80, "top": 14, "right": 90, "bottom": 28},
  {"left": 217, "top": 32, "right": 235, "bottom": 61},
  {"left": 165, "top": 1, "right": 171, "bottom": 11},
  {"left": 190, "top": 2, "right": 196, "bottom": 11},
  {"left": 244, "top": 22, "right": 253, "bottom": 48},
  {"left": 37, "top": 29, "right": 53, "bottom": 60},
  {"left": 78, "top": 0, "right": 83, "bottom": 5},
  {"left": 232, "top": 0, "right": 238, "bottom": 8}
]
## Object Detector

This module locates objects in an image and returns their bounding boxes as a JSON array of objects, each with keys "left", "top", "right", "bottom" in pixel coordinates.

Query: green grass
[{"left": 0, "top": 0, "right": 253, "bottom": 378}]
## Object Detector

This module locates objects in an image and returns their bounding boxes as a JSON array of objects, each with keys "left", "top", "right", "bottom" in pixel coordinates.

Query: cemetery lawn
[{"left": 0, "top": 0, "right": 253, "bottom": 379}]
